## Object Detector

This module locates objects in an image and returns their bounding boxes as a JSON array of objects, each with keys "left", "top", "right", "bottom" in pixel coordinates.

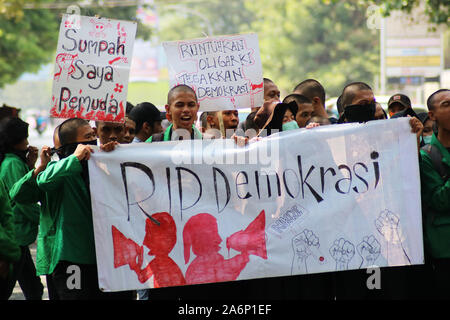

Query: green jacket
[
  {"left": 0, "top": 179, "right": 21, "bottom": 264},
  {"left": 0, "top": 153, "right": 40, "bottom": 246},
  {"left": 9, "top": 155, "right": 96, "bottom": 275},
  {"left": 420, "top": 133, "right": 450, "bottom": 258},
  {"left": 146, "top": 124, "right": 203, "bottom": 142}
]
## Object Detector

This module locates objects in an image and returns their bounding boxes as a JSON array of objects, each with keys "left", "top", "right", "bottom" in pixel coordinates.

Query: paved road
[{"left": 8, "top": 243, "right": 49, "bottom": 300}]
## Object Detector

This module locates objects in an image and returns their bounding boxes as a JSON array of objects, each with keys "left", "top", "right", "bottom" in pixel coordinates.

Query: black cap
[
  {"left": 388, "top": 94, "right": 411, "bottom": 109},
  {"left": 128, "top": 102, "right": 161, "bottom": 133}
]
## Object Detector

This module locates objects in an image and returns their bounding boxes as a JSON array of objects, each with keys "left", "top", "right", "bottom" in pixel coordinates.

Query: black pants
[
  {"left": 431, "top": 258, "right": 450, "bottom": 300},
  {"left": 0, "top": 265, "right": 16, "bottom": 300},
  {"left": 45, "top": 274, "right": 59, "bottom": 300},
  {"left": 51, "top": 261, "right": 136, "bottom": 300},
  {"left": 13, "top": 246, "right": 43, "bottom": 300}
]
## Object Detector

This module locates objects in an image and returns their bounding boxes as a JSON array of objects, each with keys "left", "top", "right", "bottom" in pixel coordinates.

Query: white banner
[
  {"left": 89, "top": 118, "right": 423, "bottom": 292},
  {"left": 163, "top": 33, "right": 264, "bottom": 112},
  {"left": 50, "top": 15, "right": 137, "bottom": 122}
]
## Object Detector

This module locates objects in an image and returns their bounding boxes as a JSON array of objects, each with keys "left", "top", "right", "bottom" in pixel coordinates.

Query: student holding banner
[
  {"left": 146, "top": 85, "right": 203, "bottom": 142},
  {"left": 10, "top": 118, "right": 134, "bottom": 300},
  {"left": 143, "top": 83, "right": 313, "bottom": 300},
  {"left": 335, "top": 82, "right": 426, "bottom": 300},
  {"left": 293, "top": 79, "right": 338, "bottom": 124},
  {"left": 142, "top": 84, "right": 262, "bottom": 300},
  {"left": 94, "top": 121, "right": 125, "bottom": 145},
  {"left": 420, "top": 89, "right": 450, "bottom": 299},
  {"left": 142, "top": 84, "right": 199, "bottom": 300}
]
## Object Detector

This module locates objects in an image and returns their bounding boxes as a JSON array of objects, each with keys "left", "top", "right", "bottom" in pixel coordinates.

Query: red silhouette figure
[
  {"left": 112, "top": 212, "right": 185, "bottom": 288},
  {"left": 183, "top": 210, "right": 267, "bottom": 285}
]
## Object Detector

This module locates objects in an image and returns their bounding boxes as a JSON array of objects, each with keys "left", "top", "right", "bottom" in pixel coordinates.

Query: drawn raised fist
[
  {"left": 375, "top": 210, "right": 401, "bottom": 244},
  {"left": 357, "top": 235, "right": 381, "bottom": 268},
  {"left": 292, "top": 229, "right": 319, "bottom": 261},
  {"left": 291, "top": 229, "right": 324, "bottom": 274},
  {"left": 375, "top": 210, "right": 411, "bottom": 266},
  {"left": 329, "top": 238, "right": 355, "bottom": 270}
]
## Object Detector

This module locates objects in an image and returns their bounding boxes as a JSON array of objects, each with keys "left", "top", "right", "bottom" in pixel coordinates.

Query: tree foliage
[
  {"left": 0, "top": 3, "right": 57, "bottom": 87},
  {"left": 357, "top": 0, "right": 449, "bottom": 26},
  {"left": 155, "top": 0, "right": 379, "bottom": 97},
  {"left": 245, "top": 0, "right": 379, "bottom": 96},
  {"left": 156, "top": 0, "right": 254, "bottom": 41}
]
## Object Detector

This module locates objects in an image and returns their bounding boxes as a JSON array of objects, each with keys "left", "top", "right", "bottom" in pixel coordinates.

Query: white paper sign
[
  {"left": 89, "top": 118, "right": 423, "bottom": 292},
  {"left": 50, "top": 15, "right": 137, "bottom": 122},
  {"left": 163, "top": 33, "right": 264, "bottom": 111}
]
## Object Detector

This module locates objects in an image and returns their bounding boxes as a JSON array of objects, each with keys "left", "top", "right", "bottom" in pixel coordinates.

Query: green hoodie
[
  {"left": 0, "top": 179, "right": 21, "bottom": 264},
  {"left": 420, "top": 133, "right": 450, "bottom": 258},
  {"left": 0, "top": 153, "right": 39, "bottom": 246},
  {"left": 9, "top": 155, "right": 96, "bottom": 275}
]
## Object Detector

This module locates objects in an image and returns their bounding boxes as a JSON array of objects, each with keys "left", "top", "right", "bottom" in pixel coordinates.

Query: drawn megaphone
[
  {"left": 226, "top": 210, "right": 267, "bottom": 260},
  {"left": 112, "top": 225, "right": 143, "bottom": 270}
]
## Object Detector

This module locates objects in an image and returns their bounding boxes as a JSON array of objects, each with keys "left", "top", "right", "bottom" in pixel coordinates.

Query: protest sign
[
  {"left": 163, "top": 33, "right": 264, "bottom": 111},
  {"left": 50, "top": 14, "right": 136, "bottom": 122},
  {"left": 89, "top": 118, "right": 423, "bottom": 292}
]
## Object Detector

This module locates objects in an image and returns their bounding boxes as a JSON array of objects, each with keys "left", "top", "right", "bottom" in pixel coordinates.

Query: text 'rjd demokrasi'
[{"left": 120, "top": 151, "right": 381, "bottom": 220}]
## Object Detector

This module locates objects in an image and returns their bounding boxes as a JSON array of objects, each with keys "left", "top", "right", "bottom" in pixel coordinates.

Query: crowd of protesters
[{"left": 0, "top": 77, "right": 449, "bottom": 300}]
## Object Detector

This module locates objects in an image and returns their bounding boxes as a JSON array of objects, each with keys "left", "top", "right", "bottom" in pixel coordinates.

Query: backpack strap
[{"left": 421, "top": 144, "right": 449, "bottom": 182}]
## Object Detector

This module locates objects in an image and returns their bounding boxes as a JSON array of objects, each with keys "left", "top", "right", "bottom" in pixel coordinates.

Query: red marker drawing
[
  {"left": 109, "top": 57, "right": 121, "bottom": 65},
  {"left": 251, "top": 82, "right": 263, "bottom": 91}
]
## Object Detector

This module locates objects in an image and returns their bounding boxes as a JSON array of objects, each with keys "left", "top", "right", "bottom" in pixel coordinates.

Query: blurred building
[{"left": 381, "top": 5, "right": 446, "bottom": 106}]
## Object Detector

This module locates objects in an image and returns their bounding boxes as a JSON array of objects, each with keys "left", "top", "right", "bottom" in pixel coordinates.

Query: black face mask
[
  {"left": 53, "top": 139, "right": 97, "bottom": 191},
  {"left": 54, "top": 139, "right": 98, "bottom": 160},
  {"left": 343, "top": 102, "right": 376, "bottom": 123}
]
